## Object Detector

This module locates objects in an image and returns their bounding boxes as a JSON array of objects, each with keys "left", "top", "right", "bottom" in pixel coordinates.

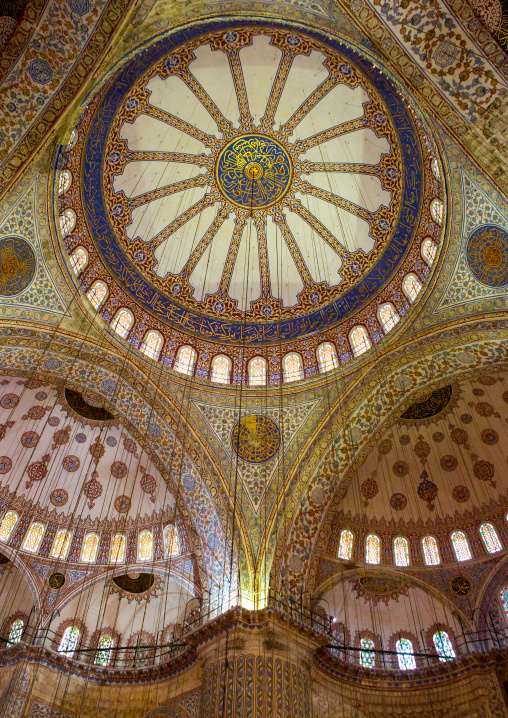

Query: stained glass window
[
  {"left": 433, "top": 631, "right": 455, "bottom": 662},
  {"left": 138, "top": 529, "right": 153, "bottom": 561},
  {"left": 349, "top": 326, "right": 371, "bottom": 358},
  {"left": 394, "top": 536, "right": 410, "bottom": 567},
  {"left": 51, "top": 529, "right": 71, "bottom": 560},
  {"left": 317, "top": 343, "right": 339, "bottom": 373},
  {"left": 500, "top": 587, "right": 508, "bottom": 618},
  {"left": 87, "top": 281, "right": 107, "bottom": 309},
  {"left": 95, "top": 635, "right": 113, "bottom": 666},
  {"left": 451, "top": 530, "right": 471, "bottom": 562},
  {"left": 59, "top": 626, "right": 80, "bottom": 656},
  {"left": 422, "top": 536, "right": 440, "bottom": 566},
  {"left": 65, "top": 129, "right": 77, "bottom": 151},
  {"left": 378, "top": 303, "right": 399, "bottom": 334},
  {"left": 23, "top": 522, "right": 45, "bottom": 553},
  {"left": 81, "top": 533, "right": 99, "bottom": 563},
  {"left": 60, "top": 209, "right": 76, "bottom": 237},
  {"left": 421, "top": 239, "right": 437, "bottom": 266},
  {"left": 403, "top": 274, "right": 422, "bottom": 303},
  {"left": 110, "top": 533, "right": 126, "bottom": 563},
  {"left": 174, "top": 346, "right": 196, "bottom": 376},
  {"left": 141, "top": 331, "right": 163, "bottom": 361},
  {"left": 8, "top": 618, "right": 24, "bottom": 646},
  {"left": 365, "top": 534, "right": 380, "bottom": 564},
  {"left": 432, "top": 158, "right": 440, "bottom": 180},
  {"left": 211, "top": 355, "right": 231, "bottom": 384},
  {"left": 164, "top": 524, "right": 179, "bottom": 556},
  {"left": 338, "top": 529, "right": 353, "bottom": 560},
  {"left": 58, "top": 170, "right": 72, "bottom": 195},
  {"left": 283, "top": 353, "right": 303, "bottom": 383},
  {"left": 360, "top": 637, "right": 375, "bottom": 668},
  {"left": 0, "top": 511, "right": 18, "bottom": 541},
  {"left": 111, "top": 309, "right": 134, "bottom": 339},
  {"left": 431, "top": 198, "right": 444, "bottom": 224},
  {"left": 248, "top": 357, "right": 267, "bottom": 386},
  {"left": 396, "top": 638, "right": 416, "bottom": 670},
  {"left": 479, "top": 523, "right": 502, "bottom": 553},
  {"left": 70, "top": 247, "right": 87, "bottom": 275}
]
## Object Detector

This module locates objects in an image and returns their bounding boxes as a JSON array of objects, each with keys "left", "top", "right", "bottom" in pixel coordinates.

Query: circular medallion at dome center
[{"left": 216, "top": 135, "right": 293, "bottom": 209}]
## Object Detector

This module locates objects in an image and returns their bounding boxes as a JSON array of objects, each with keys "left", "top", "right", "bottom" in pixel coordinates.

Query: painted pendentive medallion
[
  {"left": 466, "top": 225, "right": 508, "bottom": 287},
  {"left": 232, "top": 414, "right": 281, "bottom": 463},
  {"left": 0, "top": 237, "right": 36, "bottom": 296}
]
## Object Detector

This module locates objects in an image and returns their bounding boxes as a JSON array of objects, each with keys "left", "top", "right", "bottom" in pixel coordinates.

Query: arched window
[
  {"left": 65, "top": 129, "right": 77, "bottom": 151},
  {"left": 433, "top": 630, "right": 455, "bottom": 662},
  {"left": 432, "top": 158, "right": 440, "bottom": 180},
  {"left": 69, "top": 247, "right": 87, "bottom": 275},
  {"left": 378, "top": 303, "right": 399, "bottom": 334},
  {"left": 422, "top": 536, "right": 440, "bottom": 565},
  {"left": 87, "top": 281, "right": 108, "bottom": 309},
  {"left": 248, "top": 356, "right": 267, "bottom": 386},
  {"left": 365, "top": 534, "right": 380, "bottom": 564},
  {"left": 110, "top": 533, "right": 126, "bottom": 563},
  {"left": 402, "top": 274, "right": 422, "bottom": 303},
  {"left": 421, "top": 239, "right": 437, "bottom": 267},
  {"left": 479, "top": 523, "right": 502, "bottom": 553},
  {"left": 0, "top": 511, "right": 18, "bottom": 541},
  {"left": 141, "top": 330, "right": 163, "bottom": 361},
  {"left": 95, "top": 635, "right": 113, "bottom": 666},
  {"left": 174, "top": 346, "right": 196, "bottom": 376},
  {"left": 317, "top": 343, "right": 338, "bottom": 373},
  {"left": 451, "top": 530, "right": 471, "bottom": 562},
  {"left": 349, "top": 326, "right": 371, "bottom": 358},
  {"left": 396, "top": 638, "right": 416, "bottom": 670},
  {"left": 283, "top": 353, "right": 304, "bottom": 383},
  {"left": 60, "top": 209, "right": 76, "bottom": 237},
  {"left": 338, "top": 529, "right": 353, "bottom": 560},
  {"left": 23, "top": 522, "right": 45, "bottom": 553},
  {"left": 138, "top": 529, "right": 153, "bottom": 561},
  {"left": 431, "top": 198, "right": 444, "bottom": 224},
  {"left": 394, "top": 536, "right": 410, "bottom": 567},
  {"left": 58, "top": 170, "right": 72, "bottom": 195},
  {"left": 164, "top": 524, "right": 179, "bottom": 556},
  {"left": 58, "top": 626, "right": 80, "bottom": 657},
  {"left": 81, "top": 533, "right": 99, "bottom": 563},
  {"left": 111, "top": 309, "right": 134, "bottom": 339},
  {"left": 500, "top": 587, "right": 508, "bottom": 619},
  {"left": 7, "top": 618, "right": 24, "bottom": 646},
  {"left": 51, "top": 529, "right": 71, "bottom": 560},
  {"left": 211, "top": 355, "right": 231, "bottom": 384},
  {"left": 360, "top": 637, "right": 375, "bottom": 668}
]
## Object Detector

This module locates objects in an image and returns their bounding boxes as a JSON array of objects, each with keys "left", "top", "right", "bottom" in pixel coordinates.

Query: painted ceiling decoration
[
  {"left": 61, "top": 18, "right": 443, "bottom": 353},
  {"left": 63, "top": 388, "right": 116, "bottom": 423},
  {"left": 399, "top": 384, "right": 456, "bottom": 423}
]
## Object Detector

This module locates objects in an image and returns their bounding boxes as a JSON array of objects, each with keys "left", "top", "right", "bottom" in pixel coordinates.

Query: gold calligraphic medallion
[{"left": 232, "top": 414, "right": 281, "bottom": 463}]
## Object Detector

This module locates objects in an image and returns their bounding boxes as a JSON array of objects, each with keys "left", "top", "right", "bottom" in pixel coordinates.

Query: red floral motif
[
  {"left": 23, "top": 380, "right": 43, "bottom": 389},
  {"left": 392, "top": 460, "right": 409, "bottom": 477},
  {"left": 468, "top": 401, "right": 500, "bottom": 418},
  {"left": 440, "top": 455, "right": 458, "bottom": 472},
  {"left": 481, "top": 428, "right": 499, "bottom": 445},
  {"left": 21, "top": 430, "right": 39, "bottom": 448},
  {"left": 473, "top": 459, "right": 496, "bottom": 488},
  {"left": 452, "top": 485, "right": 470, "bottom": 503},
  {"left": 0, "top": 421, "right": 14, "bottom": 441},
  {"left": 89, "top": 437, "right": 105, "bottom": 464},
  {"left": 414, "top": 435, "right": 430, "bottom": 463},
  {"left": 83, "top": 472, "right": 103, "bottom": 508},
  {"left": 62, "top": 455, "right": 80, "bottom": 472},
  {"left": 477, "top": 375, "right": 497, "bottom": 386},
  {"left": 449, "top": 425, "right": 469, "bottom": 449},
  {"left": 389, "top": 493, "right": 407, "bottom": 510},
  {"left": 52, "top": 425, "right": 71, "bottom": 449},
  {"left": 417, "top": 469, "right": 438, "bottom": 510},
  {"left": 0, "top": 456, "right": 11, "bottom": 473},
  {"left": 377, "top": 438, "right": 393, "bottom": 458},
  {"left": 361, "top": 476, "right": 378, "bottom": 508},
  {"left": 0, "top": 393, "right": 19, "bottom": 409},
  {"left": 22, "top": 406, "right": 48, "bottom": 421},
  {"left": 25, "top": 454, "right": 50, "bottom": 488},
  {"left": 114, "top": 495, "right": 131, "bottom": 513},
  {"left": 140, "top": 473, "right": 157, "bottom": 503},
  {"left": 50, "top": 489, "right": 68, "bottom": 507},
  {"left": 122, "top": 436, "right": 138, "bottom": 456},
  {"left": 110, "top": 461, "right": 127, "bottom": 479}
]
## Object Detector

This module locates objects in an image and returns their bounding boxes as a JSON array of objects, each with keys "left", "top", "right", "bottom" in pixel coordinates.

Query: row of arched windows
[
  {"left": 356, "top": 631, "right": 455, "bottom": 670},
  {"left": 338, "top": 522, "right": 503, "bottom": 566},
  {"left": 0, "top": 512, "right": 179, "bottom": 562}
]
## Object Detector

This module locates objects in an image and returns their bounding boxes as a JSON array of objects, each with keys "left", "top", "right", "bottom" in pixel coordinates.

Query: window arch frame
[
  {"left": 69, "top": 246, "right": 88, "bottom": 276},
  {"left": 60, "top": 209, "right": 76, "bottom": 238},
  {"left": 431, "top": 628, "right": 456, "bottom": 662},
  {"left": 499, "top": 586, "right": 508, "bottom": 621},
  {"left": 402, "top": 273, "right": 422, "bottom": 303},
  {"left": 0, "top": 510, "right": 19, "bottom": 542},
  {"left": 164, "top": 524, "right": 180, "bottom": 557},
  {"left": 110, "top": 532, "right": 126, "bottom": 563},
  {"left": 51, "top": 528, "right": 72, "bottom": 560},
  {"left": 58, "top": 169, "right": 72, "bottom": 195},
  {"left": 95, "top": 634, "right": 114, "bottom": 666},
  {"left": 479, "top": 522, "right": 502, "bottom": 554},
  {"left": 140, "top": 330, "right": 164, "bottom": 361},
  {"left": 173, "top": 345, "right": 197, "bottom": 376},
  {"left": 349, "top": 325, "right": 371, "bottom": 358},
  {"left": 338, "top": 529, "right": 353, "bottom": 561},
  {"left": 317, "top": 342, "right": 339, "bottom": 374},
  {"left": 86, "top": 280, "right": 108, "bottom": 310},
  {"left": 80, "top": 532, "right": 99, "bottom": 563},
  {"left": 210, "top": 354, "right": 232, "bottom": 384},
  {"left": 248, "top": 356, "right": 267, "bottom": 386},
  {"left": 65, "top": 129, "right": 77, "bottom": 151},
  {"left": 393, "top": 536, "right": 410, "bottom": 567},
  {"left": 283, "top": 352, "right": 304, "bottom": 383},
  {"left": 23, "top": 522, "right": 45, "bottom": 553},
  {"left": 395, "top": 636, "right": 417, "bottom": 670},
  {"left": 421, "top": 238, "right": 437, "bottom": 267},
  {"left": 451, "top": 530, "right": 472, "bottom": 562},
  {"left": 58, "top": 625, "right": 81, "bottom": 657},
  {"left": 138, "top": 528, "right": 153, "bottom": 561},
  {"left": 431, "top": 198, "right": 444, "bottom": 224},
  {"left": 6, "top": 615, "right": 26, "bottom": 646},
  {"left": 365, "top": 534, "right": 381, "bottom": 565},
  {"left": 377, "top": 302, "right": 400, "bottom": 334},
  {"left": 422, "top": 536, "right": 440, "bottom": 566},
  {"left": 111, "top": 308, "right": 134, "bottom": 339}
]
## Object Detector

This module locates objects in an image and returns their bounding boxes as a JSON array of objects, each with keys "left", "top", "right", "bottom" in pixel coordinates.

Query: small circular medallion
[
  {"left": 231, "top": 414, "right": 281, "bottom": 463},
  {"left": 216, "top": 135, "right": 293, "bottom": 209},
  {"left": 0, "top": 237, "right": 36, "bottom": 296},
  {"left": 466, "top": 225, "right": 508, "bottom": 287},
  {"left": 451, "top": 576, "right": 470, "bottom": 596},
  {"left": 48, "top": 572, "right": 66, "bottom": 590}
]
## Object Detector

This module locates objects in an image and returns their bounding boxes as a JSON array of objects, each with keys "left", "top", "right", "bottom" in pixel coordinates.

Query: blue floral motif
[{"left": 28, "top": 58, "right": 53, "bottom": 85}]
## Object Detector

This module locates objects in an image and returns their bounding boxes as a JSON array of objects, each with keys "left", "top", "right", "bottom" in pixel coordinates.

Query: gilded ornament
[
  {"left": 417, "top": 469, "right": 438, "bottom": 510},
  {"left": 0, "top": 237, "right": 36, "bottom": 296},
  {"left": 232, "top": 415, "right": 280, "bottom": 463}
]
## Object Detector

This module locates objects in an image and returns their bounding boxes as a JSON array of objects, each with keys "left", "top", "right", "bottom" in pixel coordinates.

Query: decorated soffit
[{"left": 60, "top": 18, "right": 442, "bottom": 352}]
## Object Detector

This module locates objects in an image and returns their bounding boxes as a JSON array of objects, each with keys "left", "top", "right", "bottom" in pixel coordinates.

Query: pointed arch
[
  {"left": 141, "top": 330, "right": 164, "bottom": 361},
  {"left": 283, "top": 352, "right": 303, "bottom": 383},
  {"left": 349, "top": 326, "right": 371, "bottom": 357},
  {"left": 111, "top": 308, "right": 134, "bottom": 339},
  {"left": 248, "top": 356, "right": 267, "bottom": 386},
  {"left": 138, "top": 529, "right": 153, "bottom": 561},
  {"left": 422, "top": 536, "right": 440, "bottom": 565},
  {"left": 451, "top": 531, "right": 471, "bottom": 562},
  {"left": 378, "top": 303, "right": 399, "bottom": 334},
  {"left": 110, "top": 533, "right": 126, "bottom": 563},
  {"left": 479, "top": 523, "right": 502, "bottom": 553},
  {"left": 70, "top": 247, "right": 88, "bottom": 275},
  {"left": 23, "top": 522, "right": 45, "bottom": 553},
  {"left": 81, "top": 533, "right": 99, "bottom": 563},
  {"left": 365, "top": 534, "right": 380, "bottom": 564},
  {"left": 317, "top": 342, "right": 338, "bottom": 373},
  {"left": 52, "top": 529, "right": 72, "bottom": 560},
  {"left": 87, "top": 280, "right": 108, "bottom": 309},
  {"left": 0, "top": 511, "right": 18, "bottom": 542},
  {"left": 338, "top": 529, "right": 353, "bottom": 560},
  {"left": 402, "top": 273, "right": 422, "bottom": 303},
  {"left": 211, "top": 355, "right": 231, "bottom": 384},
  {"left": 394, "top": 536, "right": 410, "bottom": 567},
  {"left": 421, "top": 238, "right": 437, "bottom": 266},
  {"left": 174, "top": 346, "right": 196, "bottom": 376}
]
